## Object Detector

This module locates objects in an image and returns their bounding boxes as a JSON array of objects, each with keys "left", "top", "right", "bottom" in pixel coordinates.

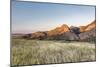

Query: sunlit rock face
[
  {"left": 79, "top": 20, "right": 96, "bottom": 32},
  {"left": 47, "top": 24, "right": 70, "bottom": 36}
]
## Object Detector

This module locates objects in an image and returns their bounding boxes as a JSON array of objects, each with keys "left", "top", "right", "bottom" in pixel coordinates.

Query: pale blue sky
[{"left": 12, "top": 0, "right": 95, "bottom": 33}]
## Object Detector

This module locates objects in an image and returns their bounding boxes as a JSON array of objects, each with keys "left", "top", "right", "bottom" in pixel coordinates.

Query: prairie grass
[{"left": 11, "top": 38, "right": 96, "bottom": 66}]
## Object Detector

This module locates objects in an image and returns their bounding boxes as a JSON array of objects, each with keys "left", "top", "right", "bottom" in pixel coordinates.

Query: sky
[{"left": 12, "top": 0, "right": 95, "bottom": 33}]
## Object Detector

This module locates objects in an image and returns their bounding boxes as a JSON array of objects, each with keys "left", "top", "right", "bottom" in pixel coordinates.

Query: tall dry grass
[{"left": 11, "top": 39, "right": 96, "bottom": 66}]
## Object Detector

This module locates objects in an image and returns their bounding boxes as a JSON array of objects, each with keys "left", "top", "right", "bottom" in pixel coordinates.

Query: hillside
[
  {"left": 22, "top": 20, "right": 96, "bottom": 41},
  {"left": 79, "top": 20, "right": 96, "bottom": 32},
  {"left": 47, "top": 24, "right": 70, "bottom": 36}
]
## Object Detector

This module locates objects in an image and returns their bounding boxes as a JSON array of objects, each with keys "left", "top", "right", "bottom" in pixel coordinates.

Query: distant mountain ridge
[
  {"left": 23, "top": 20, "right": 96, "bottom": 41},
  {"left": 79, "top": 20, "right": 96, "bottom": 32}
]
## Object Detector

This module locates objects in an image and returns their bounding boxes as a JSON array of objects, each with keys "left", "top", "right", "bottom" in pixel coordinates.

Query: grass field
[{"left": 11, "top": 38, "right": 96, "bottom": 66}]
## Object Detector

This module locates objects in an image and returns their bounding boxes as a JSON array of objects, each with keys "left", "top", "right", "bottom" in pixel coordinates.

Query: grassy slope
[{"left": 11, "top": 39, "right": 96, "bottom": 66}]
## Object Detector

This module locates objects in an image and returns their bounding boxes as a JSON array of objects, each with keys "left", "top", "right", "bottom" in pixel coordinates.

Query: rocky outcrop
[
  {"left": 47, "top": 26, "right": 80, "bottom": 40},
  {"left": 47, "top": 24, "right": 70, "bottom": 36},
  {"left": 70, "top": 26, "right": 80, "bottom": 34},
  {"left": 79, "top": 20, "right": 96, "bottom": 32}
]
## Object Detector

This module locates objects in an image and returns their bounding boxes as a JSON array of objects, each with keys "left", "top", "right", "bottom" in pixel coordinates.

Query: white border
[
  {"left": 21, "top": 0, "right": 96, "bottom": 5},
  {"left": 0, "top": 0, "right": 10, "bottom": 67}
]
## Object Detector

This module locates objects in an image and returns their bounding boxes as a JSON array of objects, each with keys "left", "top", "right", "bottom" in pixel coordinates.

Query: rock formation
[
  {"left": 79, "top": 20, "right": 96, "bottom": 32},
  {"left": 47, "top": 24, "right": 70, "bottom": 36},
  {"left": 24, "top": 20, "right": 96, "bottom": 41}
]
